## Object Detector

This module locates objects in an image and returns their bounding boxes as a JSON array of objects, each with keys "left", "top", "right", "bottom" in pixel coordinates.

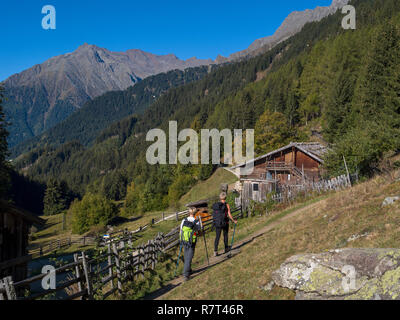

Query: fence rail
[
  {"left": 1, "top": 206, "right": 242, "bottom": 301},
  {"left": 28, "top": 196, "right": 223, "bottom": 259},
  {"left": 271, "top": 174, "right": 354, "bottom": 203},
  {"left": 28, "top": 210, "right": 194, "bottom": 259},
  {"left": 29, "top": 236, "right": 98, "bottom": 259}
]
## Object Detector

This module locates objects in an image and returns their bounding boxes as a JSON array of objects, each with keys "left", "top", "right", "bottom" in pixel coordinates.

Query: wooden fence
[
  {"left": 29, "top": 209, "right": 194, "bottom": 259},
  {"left": 101, "top": 195, "right": 221, "bottom": 245},
  {"left": 28, "top": 196, "right": 224, "bottom": 259},
  {"left": 29, "top": 236, "right": 98, "bottom": 259},
  {"left": 271, "top": 173, "right": 355, "bottom": 203},
  {"left": 1, "top": 207, "right": 242, "bottom": 300},
  {"left": 107, "top": 209, "right": 191, "bottom": 238}
]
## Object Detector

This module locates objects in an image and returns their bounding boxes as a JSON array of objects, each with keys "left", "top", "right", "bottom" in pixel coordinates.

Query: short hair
[
  {"left": 220, "top": 192, "right": 227, "bottom": 200},
  {"left": 188, "top": 207, "right": 197, "bottom": 215}
]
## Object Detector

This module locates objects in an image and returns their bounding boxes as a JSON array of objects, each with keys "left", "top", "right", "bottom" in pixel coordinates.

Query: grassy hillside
[
  {"left": 161, "top": 170, "right": 400, "bottom": 300},
  {"left": 179, "top": 168, "right": 238, "bottom": 206}
]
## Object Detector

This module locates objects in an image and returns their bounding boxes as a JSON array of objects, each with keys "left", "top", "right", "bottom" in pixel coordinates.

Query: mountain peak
[
  {"left": 77, "top": 42, "right": 91, "bottom": 50},
  {"left": 331, "top": 0, "right": 348, "bottom": 7},
  {"left": 3, "top": 45, "right": 214, "bottom": 147},
  {"left": 227, "top": 0, "right": 350, "bottom": 61},
  {"left": 76, "top": 43, "right": 102, "bottom": 52}
]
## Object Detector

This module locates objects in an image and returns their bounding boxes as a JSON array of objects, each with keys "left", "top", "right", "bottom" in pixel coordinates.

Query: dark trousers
[
  {"left": 214, "top": 225, "right": 229, "bottom": 252},
  {"left": 183, "top": 244, "right": 195, "bottom": 278}
]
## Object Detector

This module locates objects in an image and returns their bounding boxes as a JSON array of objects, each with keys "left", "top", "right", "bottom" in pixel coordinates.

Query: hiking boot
[
  {"left": 224, "top": 246, "right": 231, "bottom": 254},
  {"left": 183, "top": 276, "right": 190, "bottom": 282},
  {"left": 214, "top": 251, "right": 219, "bottom": 257}
]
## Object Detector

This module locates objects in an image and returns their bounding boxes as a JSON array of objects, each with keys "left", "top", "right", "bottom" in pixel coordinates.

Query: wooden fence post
[
  {"left": 140, "top": 245, "right": 145, "bottom": 279},
  {"left": 112, "top": 243, "right": 122, "bottom": 294},
  {"left": 120, "top": 241, "right": 126, "bottom": 280},
  {"left": 81, "top": 252, "right": 93, "bottom": 300},
  {"left": 135, "top": 250, "right": 139, "bottom": 280},
  {"left": 343, "top": 155, "right": 352, "bottom": 187},
  {"left": 154, "top": 235, "right": 159, "bottom": 266},
  {"left": 73, "top": 253, "right": 83, "bottom": 299},
  {"left": 130, "top": 233, "right": 133, "bottom": 247},
  {"left": 0, "top": 280, "right": 4, "bottom": 300},
  {"left": 1, "top": 277, "right": 16, "bottom": 300},
  {"left": 107, "top": 243, "right": 114, "bottom": 290},
  {"left": 151, "top": 240, "right": 155, "bottom": 270},
  {"left": 176, "top": 212, "right": 179, "bottom": 221},
  {"left": 162, "top": 213, "right": 165, "bottom": 221},
  {"left": 144, "top": 241, "right": 148, "bottom": 271}
]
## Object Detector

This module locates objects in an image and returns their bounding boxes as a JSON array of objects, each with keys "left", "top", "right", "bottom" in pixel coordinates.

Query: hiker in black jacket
[{"left": 212, "top": 192, "right": 237, "bottom": 256}]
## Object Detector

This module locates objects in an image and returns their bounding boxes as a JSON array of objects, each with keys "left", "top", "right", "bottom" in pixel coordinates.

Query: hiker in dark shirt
[{"left": 212, "top": 192, "right": 237, "bottom": 256}]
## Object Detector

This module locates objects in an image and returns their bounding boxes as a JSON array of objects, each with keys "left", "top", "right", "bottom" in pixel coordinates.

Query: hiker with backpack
[
  {"left": 179, "top": 207, "right": 202, "bottom": 281},
  {"left": 212, "top": 192, "right": 237, "bottom": 256}
]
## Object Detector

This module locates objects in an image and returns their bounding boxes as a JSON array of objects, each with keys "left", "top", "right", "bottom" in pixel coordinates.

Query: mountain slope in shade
[
  {"left": 3, "top": 44, "right": 213, "bottom": 147},
  {"left": 224, "top": 0, "right": 350, "bottom": 61},
  {"left": 11, "top": 66, "right": 211, "bottom": 157}
]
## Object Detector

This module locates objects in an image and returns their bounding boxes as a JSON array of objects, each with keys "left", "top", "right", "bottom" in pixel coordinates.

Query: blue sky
[{"left": 0, "top": 0, "right": 332, "bottom": 81}]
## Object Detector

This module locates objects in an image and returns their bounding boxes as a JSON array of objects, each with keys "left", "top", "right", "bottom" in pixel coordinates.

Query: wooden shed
[
  {"left": 229, "top": 142, "right": 328, "bottom": 203},
  {"left": 186, "top": 199, "right": 213, "bottom": 223},
  {"left": 0, "top": 201, "right": 44, "bottom": 282}
]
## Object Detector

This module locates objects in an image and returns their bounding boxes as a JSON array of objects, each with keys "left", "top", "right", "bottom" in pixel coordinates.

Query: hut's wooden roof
[
  {"left": 0, "top": 200, "right": 45, "bottom": 225},
  {"left": 185, "top": 200, "right": 209, "bottom": 208},
  {"left": 230, "top": 142, "right": 329, "bottom": 170}
]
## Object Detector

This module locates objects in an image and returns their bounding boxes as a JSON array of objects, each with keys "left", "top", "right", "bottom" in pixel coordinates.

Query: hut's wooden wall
[
  {"left": 0, "top": 212, "right": 30, "bottom": 281},
  {"left": 242, "top": 158, "right": 268, "bottom": 180},
  {"left": 239, "top": 146, "right": 326, "bottom": 209},
  {"left": 294, "top": 150, "right": 321, "bottom": 181},
  {"left": 242, "top": 181, "right": 272, "bottom": 203}
]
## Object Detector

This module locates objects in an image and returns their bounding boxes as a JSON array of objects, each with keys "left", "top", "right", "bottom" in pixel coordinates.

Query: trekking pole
[
  {"left": 227, "top": 222, "right": 237, "bottom": 258},
  {"left": 174, "top": 241, "right": 183, "bottom": 278},
  {"left": 199, "top": 217, "right": 210, "bottom": 266}
]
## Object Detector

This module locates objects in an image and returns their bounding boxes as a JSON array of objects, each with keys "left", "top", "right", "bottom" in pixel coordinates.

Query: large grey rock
[
  {"left": 272, "top": 248, "right": 400, "bottom": 300},
  {"left": 382, "top": 197, "right": 400, "bottom": 207}
]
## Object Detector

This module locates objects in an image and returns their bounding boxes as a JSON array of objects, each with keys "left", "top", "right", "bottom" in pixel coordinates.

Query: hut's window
[{"left": 253, "top": 183, "right": 259, "bottom": 191}]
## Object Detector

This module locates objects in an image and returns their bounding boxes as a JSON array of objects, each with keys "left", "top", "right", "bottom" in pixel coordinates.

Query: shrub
[{"left": 71, "top": 193, "right": 118, "bottom": 234}]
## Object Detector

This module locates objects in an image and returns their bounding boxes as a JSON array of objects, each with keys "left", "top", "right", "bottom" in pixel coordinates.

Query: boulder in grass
[
  {"left": 271, "top": 248, "right": 400, "bottom": 300},
  {"left": 382, "top": 196, "right": 400, "bottom": 207}
]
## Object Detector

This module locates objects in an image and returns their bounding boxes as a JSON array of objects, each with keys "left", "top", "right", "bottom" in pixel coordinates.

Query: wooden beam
[{"left": 0, "top": 254, "right": 31, "bottom": 271}]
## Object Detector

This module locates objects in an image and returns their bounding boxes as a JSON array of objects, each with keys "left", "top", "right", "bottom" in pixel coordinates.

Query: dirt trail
[{"left": 144, "top": 201, "right": 321, "bottom": 300}]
